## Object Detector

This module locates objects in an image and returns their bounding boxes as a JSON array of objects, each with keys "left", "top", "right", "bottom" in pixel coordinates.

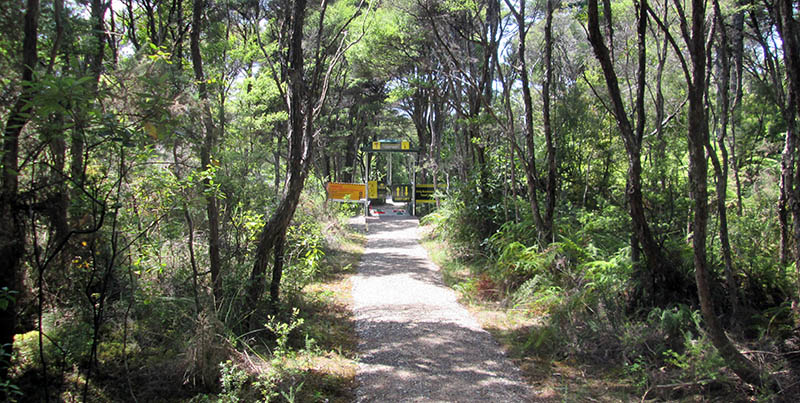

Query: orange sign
[{"left": 327, "top": 182, "right": 366, "bottom": 202}]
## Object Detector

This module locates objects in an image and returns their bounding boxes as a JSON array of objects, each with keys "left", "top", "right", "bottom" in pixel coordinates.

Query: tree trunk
[
  {"left": 508, "top": 0, "right": 547, "bottom": 239},
  {"left": 542, "top": 0, "right": 557, "bottom": 243},
  {"left": 779, "top": 115, "right": 796, "bottom": 269},
  {"left": 729, "top": 1, "right": 745, "bottom": 214},
  {"left": 246, "top": 0, "right": 311, "bottom": 329},
  {"left": 684, "top": 0, "right": 769, "bottom": 387},
  {"left": 776, "top": 0, "right": 800, "bottom": 303},
  {"left": 587, "top": 0, "right": 676, "bottom": 305},
  {"left": 710, "top": 0, "right": 738, "bottom": 316},
  {"left": 191, "top": 0, "right": 222, "bottom": 303},
  {"left": 269, "top": 233, "right": 286, "bottom": 304},
  {"left": 1, "top": 0, "right": 38, "bottom": 383}
]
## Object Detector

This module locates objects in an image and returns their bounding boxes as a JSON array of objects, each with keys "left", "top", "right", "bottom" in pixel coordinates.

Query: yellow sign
[
  {"left": 415, "top": 183, "right": 446, "bottom": 203},
  {"left": 372, "top": 142, "right": 381, "bottom": 150},
  {"left": 392, "top": 185, "right": 411, "bottom": 202},
  {"left": 401, "top": 141, "right": 410, "bottom": 150},
  {"left": 368, "top": 181, "right": 378, "bottom": 199},
  {"left": 327, "top": 182, "right": 365, "bottom": 202}
]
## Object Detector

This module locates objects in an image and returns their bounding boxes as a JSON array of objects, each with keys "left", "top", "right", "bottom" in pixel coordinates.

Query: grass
[{"left": 419, "top": 226, "right": 639, "bottom": 402}]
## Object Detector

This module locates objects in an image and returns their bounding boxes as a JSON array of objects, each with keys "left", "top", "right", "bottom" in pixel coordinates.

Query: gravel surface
[{"left": 351, "top": 215, "right": 534, "bottom": 402}]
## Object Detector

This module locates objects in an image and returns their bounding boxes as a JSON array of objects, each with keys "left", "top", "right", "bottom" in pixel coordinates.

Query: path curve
[{"left": 351, "top": 215, "right": 533, "bottom": 402}]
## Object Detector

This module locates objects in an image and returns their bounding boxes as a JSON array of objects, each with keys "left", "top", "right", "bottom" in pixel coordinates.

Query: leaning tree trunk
[{"left": 246, "top": 0, "right": 310, "bottom": 330}]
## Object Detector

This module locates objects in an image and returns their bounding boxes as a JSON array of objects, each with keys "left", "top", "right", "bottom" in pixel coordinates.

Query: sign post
[
  {"left": 411, "top": 155, "right": 416, "bottom": 216},
  {"left": 364, "top": 153, "right": 370, "bottom": 231},
  {"left": 360, "top": 139, "right": 421, "bottom": 225}
]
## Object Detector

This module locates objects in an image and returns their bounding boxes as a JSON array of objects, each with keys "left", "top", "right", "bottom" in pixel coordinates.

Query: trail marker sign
[
  {"left": 366, "top": 140, "right": 416, "bottom": 153},
  {"left": 391, "top": 184, "right": 412, "bottom": 202}
]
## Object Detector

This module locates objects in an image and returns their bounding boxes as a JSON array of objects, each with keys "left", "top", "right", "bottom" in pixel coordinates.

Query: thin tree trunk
[
  {"left": 542, "top": 0, "right": 557, "bottom": 243},
  {"left": 184, "top": 208, "right": 202, "bottom": 313},
  {"left": 588, "top": 0, "right": 675, "bottom": 304},
  {"left": 710, "top": 0, "right": 738, "bottom": 316},
  {"left": 191, "top": 0, "right": 222, "bottom": 303},
  {"left": 653, "top": 4, "right": 669, "bottom": 190},
  {"left": 506, "top": 0, "right": 547, "bottom": 238},
  {"left": 779, "top": 117, "right": 796, "bottom": 268},
  {"left": 683, "top": 0, "right": 769, "bottom": 387},
  {"left": 729, "top": 1, "right": 745, "bottom": 214}
]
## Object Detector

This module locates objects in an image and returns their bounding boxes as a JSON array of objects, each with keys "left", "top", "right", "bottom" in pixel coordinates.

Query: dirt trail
[{"left": 351, "top": 215, "right": 534, "bottom": 402}]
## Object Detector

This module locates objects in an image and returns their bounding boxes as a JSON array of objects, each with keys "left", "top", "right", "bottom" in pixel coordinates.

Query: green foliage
[
  {"left": 283, "top": 222, "right": 326, "bottom": 296},
  {"left": 218, "top": 360, "right": 251, "bottom": 403},
  {"left": 662, "top": 333, "right": 728, "bottom": 385},
  {"left": 265, "top": 308, "right": 305, "bottom": 359},
  {"left": 0, "top": 287, "right": 16, "bottom": 311},
  {"left": 647, "top": 304, "right": 701, "bottom": 343},
  {"left": 279, "top": 380, "right": 305, "bottom": 403},
  {"left": 1, "top": 343, "right": 22, "bottom": 402}
]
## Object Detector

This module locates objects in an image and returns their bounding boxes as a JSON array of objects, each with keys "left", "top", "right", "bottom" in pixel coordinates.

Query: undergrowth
[
  {"left": 420, "top": 197, "right": 798, "bottom": 401},
  {"left": 9, "top": 197, "right": 365, "bottom": 402}
]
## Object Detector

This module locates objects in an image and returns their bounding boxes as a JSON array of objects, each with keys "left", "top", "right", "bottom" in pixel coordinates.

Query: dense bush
[{"left": 422, "top": 187, "right": 797, "bottom": 398}]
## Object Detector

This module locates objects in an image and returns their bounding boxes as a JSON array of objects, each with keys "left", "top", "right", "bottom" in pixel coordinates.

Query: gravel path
[{"left": 351, "top": 215, "right": 534, "bottom": 402}]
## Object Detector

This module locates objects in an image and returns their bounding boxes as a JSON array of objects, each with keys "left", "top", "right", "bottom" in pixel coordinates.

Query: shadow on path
[{"left": 352, "top": 216, "right": 537, "bottom": 402}]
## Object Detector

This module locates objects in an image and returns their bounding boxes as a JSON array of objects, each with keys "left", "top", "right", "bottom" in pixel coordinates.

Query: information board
[
  {"left": 389, "top": 184, "right": 446, "bottom": 203},
  {"left": 415, "top": 184, "right": 446, "bottom": 203},
  {"left": 326, "top": 182, "right": 365, "bottom": 202}
]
